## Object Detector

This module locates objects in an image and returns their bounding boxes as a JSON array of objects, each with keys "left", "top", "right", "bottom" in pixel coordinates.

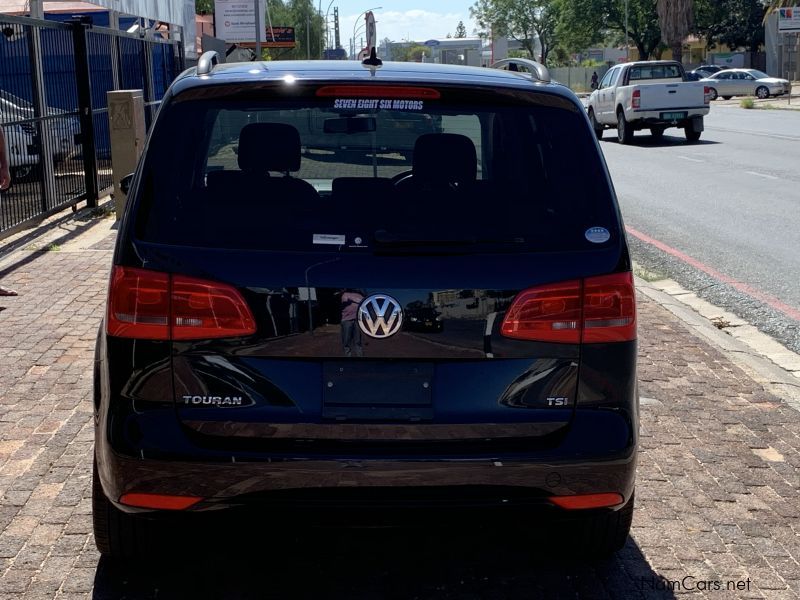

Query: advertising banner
[
  {"left": 777, "top": 7, "right": 800, "bottom": 31},
  {"left": 215, "top": 0, "right": 266, "bottom": 43}
]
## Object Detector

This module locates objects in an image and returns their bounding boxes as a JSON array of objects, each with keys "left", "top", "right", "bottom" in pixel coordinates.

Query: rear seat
[{"left": 202, "top": 123, "right": 320, "bottom": 241}]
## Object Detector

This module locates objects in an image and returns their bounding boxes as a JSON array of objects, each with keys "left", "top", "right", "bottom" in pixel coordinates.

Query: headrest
[
  {"left": 238, "top": 123, "right": 302, "bottom": 173},
  {"left": 412, "top": 133, "right": 477, "bottom": 186}
]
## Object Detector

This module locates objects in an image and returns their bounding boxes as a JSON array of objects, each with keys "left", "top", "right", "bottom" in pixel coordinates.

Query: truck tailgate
[{"left": 638, "top": 82, "right": 705, "bottom": 111}]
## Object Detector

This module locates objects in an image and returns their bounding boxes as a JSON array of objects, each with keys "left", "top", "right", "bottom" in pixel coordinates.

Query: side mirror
[{"left": 120, "top": 173, "right": 134, "bottom": 195}]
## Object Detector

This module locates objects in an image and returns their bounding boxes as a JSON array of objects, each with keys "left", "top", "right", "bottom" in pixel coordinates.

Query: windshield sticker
[
  {"left": 585, "top": 227, "right": 611, "bottom": 244},
  {"left": 333, "top": 99, "right": 424, "bottom": 110},
  {"left": 313, "top": 233, "right": 346, "bottom": 245}
]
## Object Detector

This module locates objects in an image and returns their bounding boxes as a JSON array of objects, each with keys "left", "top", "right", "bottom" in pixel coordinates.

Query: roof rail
[
  {"left": 489, "top": 58, "right": 550, "bottom": 83},
  {"left": 197, "top": 51, "right": 220, "bottom": 76}
]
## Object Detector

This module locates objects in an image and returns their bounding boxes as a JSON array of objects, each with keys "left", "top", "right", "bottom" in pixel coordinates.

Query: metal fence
[{"left": 0, "top": 14, "right": 183, "bottom": 240}]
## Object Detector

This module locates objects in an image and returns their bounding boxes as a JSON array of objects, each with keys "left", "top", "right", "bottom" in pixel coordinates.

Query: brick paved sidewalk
[{"left": 0, "top": 213, "right": 798, "bottom": 599}]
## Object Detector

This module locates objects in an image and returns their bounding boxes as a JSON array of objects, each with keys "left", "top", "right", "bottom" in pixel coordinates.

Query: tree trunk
[
  {"left": 637, "top": 43, "right": 647, "bottom": 60},
  {"left": 671, "top": 42, "right": 682, "bottom": 64}
]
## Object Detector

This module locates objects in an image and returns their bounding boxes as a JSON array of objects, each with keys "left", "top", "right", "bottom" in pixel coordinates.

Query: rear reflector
[
  {"left": 107, "top": 266, "right": 256, "bottom": 340},
  {"left": 549, "top": 493, "right": 624, "bottom": 510},
  {"left": 119, "top": 493, "right": 203, "bottom": 510},
  {"left": 500, "top": 272, "right": 636, "bottom": 344},
  {"left": 316, "top": 85, "right": 441, "bottom": 99}
]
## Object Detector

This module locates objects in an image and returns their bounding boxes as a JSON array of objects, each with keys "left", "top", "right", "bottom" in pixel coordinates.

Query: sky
[{"left": 329, "top": 0, "right": 478, "bottom": 45}]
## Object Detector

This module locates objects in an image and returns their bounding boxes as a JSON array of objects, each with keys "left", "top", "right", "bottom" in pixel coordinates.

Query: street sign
[
  {"left": 424, "top": 39, "right": 440, "bottom": 47},
  {"left": 215, "top": 0, "right": 267, "bottom": 43},
  {"left": 778, "top": 7, "right": 800, "bottom": 31},
  {"left": 238, "top": 27, "right": 296, "bottom": 48},
  {"left": 365, "top": 11, "right": 377, "bottom": 52}
]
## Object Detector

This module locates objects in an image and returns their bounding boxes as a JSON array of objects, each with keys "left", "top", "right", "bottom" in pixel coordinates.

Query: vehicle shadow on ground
[
  {"left": 601, "top": 135, "right": 720, "bottom": 147},
  {"left": 91, "top": 518, "right": 676, "bottom": 599}
]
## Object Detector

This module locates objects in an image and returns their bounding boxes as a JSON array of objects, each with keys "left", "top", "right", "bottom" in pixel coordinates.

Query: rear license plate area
[
  {"left": 322, "top": 362, "right": 434, "bottom": 422},
  {"left": 660, "top": 111, "right": 687, "bottom": 120}
]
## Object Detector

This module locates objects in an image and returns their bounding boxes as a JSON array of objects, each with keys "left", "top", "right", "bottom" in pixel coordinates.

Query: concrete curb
[{"left": 636, "top": 276, "right": 800, "bottom": 411}]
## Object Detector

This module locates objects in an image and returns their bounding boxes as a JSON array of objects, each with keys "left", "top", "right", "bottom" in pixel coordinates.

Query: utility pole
[{"left": 254, "top": 0, "right": 262, "bottom": 59}]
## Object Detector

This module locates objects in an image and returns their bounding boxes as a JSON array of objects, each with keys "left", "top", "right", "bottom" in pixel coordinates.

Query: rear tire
[
  {"left": 588, "top": 108, "right": 603, "bottom": 140},
  {"left": 93, "top": 459, "right": 160, "bottom": 559},
  {"left": 708, "top": 87, "right": 718, "bottom": 101},
  {"left": 617, "top": 111, "right": 633, "bottom": 145},
  {"left": 567, "top": 491, "right": 635, "bottom": 557},
  {"left": 685, "top": 129, "right": 702, "bottom": 142}
]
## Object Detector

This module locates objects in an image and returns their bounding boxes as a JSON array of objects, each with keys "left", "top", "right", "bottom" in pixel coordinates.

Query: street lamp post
[
  {"left": 624, "top": 0, "right": 629, "bottom": 61},
  {"left": 352, "top": 6, "right": 382, "bottom": 58}
]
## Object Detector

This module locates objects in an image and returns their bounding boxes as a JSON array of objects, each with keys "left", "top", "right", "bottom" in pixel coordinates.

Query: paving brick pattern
[{"left": 0, "top": 218, "right": 798, "bottom": 599}]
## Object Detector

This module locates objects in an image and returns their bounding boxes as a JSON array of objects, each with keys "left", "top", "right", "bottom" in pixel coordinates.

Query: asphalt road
[{"left": 599, "top": 105, "right": 800, "bottom": 354}]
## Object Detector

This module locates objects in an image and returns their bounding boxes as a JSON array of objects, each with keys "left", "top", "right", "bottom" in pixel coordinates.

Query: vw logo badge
[{"left": 357, "top": 294, "right": 403, "bottom": 339}]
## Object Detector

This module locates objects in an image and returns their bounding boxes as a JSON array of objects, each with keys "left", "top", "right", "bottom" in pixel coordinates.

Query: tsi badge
[
  {"left": 358, "top": 294, "right": 403, "bottom": 339},
  {"left": 547, "top": 397, "right": 571, "bottom": 407}
]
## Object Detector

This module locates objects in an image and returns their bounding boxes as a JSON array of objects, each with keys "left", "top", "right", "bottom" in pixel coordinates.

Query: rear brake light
[
  {"left": 107, "top": 267, "right": 170, "bottom": 340},
  {"left": 172, "top": 275, "right": 257, "bottom": 340},
  {"left": 582, "top": 272, "right": 636, "bottom": 343},
  {"left": 631, "top": 89, "right": 641, "bottom": 109},
  {"left": 500, "top": 280, "right": 582, "bottom": 344},
  {"left": 549, "top": 493, "right": 624, "bottom": 510},
  {"left": 107, "top": 267, "right": 256, "bottom": 340},
  {"left": 500, "top": 272, "right": 636, "bottom": 344},
  {"left": 315, "top": 85, "right": 441, "bottom": 99},
  {"left": 703, "top": 85, "right": 711, "bottom": 104},
  {"left": 119, "top": 492, "right": 203, "bottom": 510}
]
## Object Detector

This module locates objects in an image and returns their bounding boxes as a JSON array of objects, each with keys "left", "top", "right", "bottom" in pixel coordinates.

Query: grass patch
[
  {"left": 25, "top": 242, "right": 61, "bottom": 252},
  {"left": 632, "top": 261, "right": 666, "bottom": 283},
  {"left": 740, "top": 98, "right": 755, "bottom": 109}
]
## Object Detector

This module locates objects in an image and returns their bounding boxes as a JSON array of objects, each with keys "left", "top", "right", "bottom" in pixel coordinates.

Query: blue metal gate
[{"left": 0, "top": 14, "right": 184, "bottom": 240}]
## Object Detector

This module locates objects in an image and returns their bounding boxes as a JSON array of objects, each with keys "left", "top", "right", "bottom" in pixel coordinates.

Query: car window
[
  {"left": 716, "top": 72, "right": 731, "bottom": 80},
  {"left": 599, "top": 70, "right": 613, "bottom": 89},
  {"left": 628, "top": 64, "right": 682, "bottom": 81},
  {"left": 747, "top": 70, "right": 769, "bottom": 79},
  {"left": 135, "top": 86, "right": 617, "bottom": 254}
]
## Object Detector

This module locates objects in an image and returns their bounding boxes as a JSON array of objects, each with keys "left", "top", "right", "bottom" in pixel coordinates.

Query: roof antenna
[{"left": 361, "top": 47, "right": 382, "bottom": 76}]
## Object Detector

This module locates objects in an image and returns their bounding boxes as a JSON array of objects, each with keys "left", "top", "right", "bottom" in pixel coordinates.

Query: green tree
[
  {"left": 695, "top": 0, "right": 765, "bottom": 56},
  {"left": 657, "top": 0, "right": 693, "bottom": 63},
  {"left": 557, "top": 0, "right": 661, "bottom": 60},
  {"left": 455, "top": 20, "right": 468, "bottom": 38},
  {"left": 195, "top": 0, "right": 214, "bottom": 14},
  {"left": 471, "top": 0, "right": 561, "bottom": 64},
  {"left": 262, "top": 0, "right": 324, "bottom": 60}
]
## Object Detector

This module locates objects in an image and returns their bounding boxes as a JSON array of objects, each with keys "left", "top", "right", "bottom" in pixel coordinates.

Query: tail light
[
  {"left": 631, "top": 89, "right": 641, "bottom": 109},
  {"left": 703, "top": 86, "right": 712, "bottom": 104},
  {"left": 107, "top": 266, "right": 256, "bottom": 340},
  {"left": 501, "top": 272, "right": 636, "bottom": 344}
]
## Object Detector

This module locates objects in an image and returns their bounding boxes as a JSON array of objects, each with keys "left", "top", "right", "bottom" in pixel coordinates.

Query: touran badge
[{"left": 358, "top": 294, "right": 403, "bottom": 338}]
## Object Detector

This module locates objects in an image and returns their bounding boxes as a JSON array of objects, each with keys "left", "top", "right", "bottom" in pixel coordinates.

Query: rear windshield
[
  {"left": 135, "top": 83, "right": 618, "bottom": 253},
  {"left": 628, "top": 64, "right": 682, "bottom": 81}
]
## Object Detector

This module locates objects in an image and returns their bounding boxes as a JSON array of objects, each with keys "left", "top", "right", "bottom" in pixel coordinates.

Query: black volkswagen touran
[{"left": 93, "top": 55, "right": 638, "bottom": 558}]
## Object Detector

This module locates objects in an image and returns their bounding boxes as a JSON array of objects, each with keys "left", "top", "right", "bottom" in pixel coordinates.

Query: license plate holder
[
  {"left": 322, "top": 362, "right": 434, "bottom": 421},
  {"left": 660, "top": 111, "right": 687, "bottom": 121}
]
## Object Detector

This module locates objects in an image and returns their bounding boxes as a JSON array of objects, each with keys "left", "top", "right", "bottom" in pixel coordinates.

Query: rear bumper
[{"left": 95, "top": 408, "right": 638, "bottom": 515}]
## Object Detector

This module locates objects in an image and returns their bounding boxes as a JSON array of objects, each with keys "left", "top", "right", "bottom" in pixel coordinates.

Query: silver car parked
[{"left": 701, "top": 69, "right": 791, "bottom": 100}]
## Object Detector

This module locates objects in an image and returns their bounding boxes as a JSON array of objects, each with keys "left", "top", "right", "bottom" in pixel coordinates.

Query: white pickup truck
[{"left": 586, "top": 60, "right": 711, "bottom": 144}]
